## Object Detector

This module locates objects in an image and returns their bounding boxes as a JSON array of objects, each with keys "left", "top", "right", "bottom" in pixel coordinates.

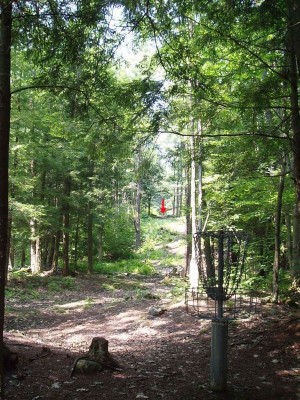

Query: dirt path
[
  {"left": 3, "top": 221, "right": 300, "bottom": 400},
  {"left": 4, "top": 271, "right": 300, "bottom": 400}
]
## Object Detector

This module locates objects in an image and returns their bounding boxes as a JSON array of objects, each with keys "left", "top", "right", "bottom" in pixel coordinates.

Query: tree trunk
[
  {"left": 197, "top": 123, "right": 203, "bottom": 232},
  {"left": 62, "top": 176, "right": 71, "bottom": 276},
  {"left": 74, "top": 213, "right": 80, "bottom": 270},
  {"left": 53, "top": 230, "right": 60, "bottom": 272},
  {"left": 87, "top": 201, "right": 93, "bottom": 274},
  {"left": 21, "top": 248, "right": 26, "bottom": 268},
  {"left": 87, "top": 160, "right": 94, "bottom": 274},
  {"left": 134, "top": 150, "right": 142, "bottom": 250},
  {"left": 135, "top": 179, "right": 142, "bottom": 249},
  {"left": 30, "top": 218, "right": 41, "bottom": 274},
  {"left": 48, "top": 235, "right": 56, "bottom": 270},
  {"left": 189, "top": 134, "right": 199, "bottom": 288},
  {"left": 185, "top": 165, "right": 192, "bottom": 276},
  {"left": 285, "top": 212, "right": 293, "bottom": 269},
  {"left": 0, "top": 2, "right": 12, "bottom": 397},
  {"left": 98, "top": 225, "right": 104, "bottom": 263},
  {"left": 147, "top": 195, "right": 151, "bottom": 216},
  {"left": 287, "top": 0, "right": 300, "bottom": 280},
  {"left": 30, "top": 219, "right": 37, "bottom": 272},
  {"left": 5, "top": 211, "right": 12, "bottom": 281},
  {"left": 41, "top": 237, "right": 48, "bottom": 269},
  {"left": 273, "top": 163, "right": 285, "bottom": 302}
]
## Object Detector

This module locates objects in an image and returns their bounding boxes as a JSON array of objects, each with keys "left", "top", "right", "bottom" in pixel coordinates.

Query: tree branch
[{"left": 159, "top": 129, "right": 290, "bottom": 140}]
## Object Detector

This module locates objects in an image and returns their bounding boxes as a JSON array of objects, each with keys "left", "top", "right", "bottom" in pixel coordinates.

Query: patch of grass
[
  {"left": 47, "top": 276, "right": 77, "bottom": 292},
  {"left": 102, "top": 282, "right": 117, "bottom": 291},
  {"left": 93, "top": 259, "right": 154, "bottom": 275},
  {"left": 5, "top": 284, "right": 41, "bottom": 301},
  {"left": 161, "top": 276, "right": 187, "bottom": 299},
  {"left": 140, "top": 217, "right": 184, "bottom": 254},
  {"left": 83, "top": 297, "right": 95, "bottom": 309},
  {"left": 6, "top": 271, "right": 77, "bottom": 301}
]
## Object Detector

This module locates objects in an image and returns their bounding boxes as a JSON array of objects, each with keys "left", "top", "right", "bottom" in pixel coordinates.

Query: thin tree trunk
[
  {"left": 47, "top": 235, "right": 55, "bottom": 270},
  {"left": 53, "top": 230, "right": 60, "bottom": 272},
  {"left": 287, "top": 1, "right": 300, "bottom": 280},
  {"left": 5, "top": 211, "right": 12, "bottom": 281},
  {"left": 30, "top": 219, "right": 36, "bottom": 272},
  {"left": 87, "top": 201, "right": 93, "bottom": 274},
  {"left": 62, "top": 176, "right": 71, "bottom": 276},
  {"left": 285, "top": 212, "right": 293, "bottom": 269},
  {"left": 134, "top": 149, "right": 142, "bottom": 250},
  {"left": 185, "top": 165, "right": 192, "bottom": 276},
  {"left": 87, "top": 160, "right": 94, "bottom": 274},
  {"left": 74, "top": 213, "right": 80, "bottom": 270},
  {"left": 135, "top": 179, "right": 142, "bottom": 249},
  {"left": 42, "top": 237, "right": 49, "bottom": 269},
  {"left": 197, "top": 122, "right": 203, "bottom": 231},
  {"left": 30, "top": 218, "right": 41, "bottom": 274},
  {"left": 0, "top": 2, "right": 12, "bottom": 397},
  {"left": 21, "top": 248, "right": 26, "bottom": 268},
  {"left": 273, "top": 163, "right": 285, "bottom": 302},
  {"left": 189, "top": 134, "right": 199, "bottom": 288},
  {"left": 147, "top": 195, "right": 151, "bottom": 216},
  {"left": 98, "top": 225, "right": 103, "bottom": 262}
]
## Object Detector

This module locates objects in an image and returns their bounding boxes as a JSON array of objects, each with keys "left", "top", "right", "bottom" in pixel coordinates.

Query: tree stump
[{"left": 70, "top": 337, "right": 120, "bottom": 378}]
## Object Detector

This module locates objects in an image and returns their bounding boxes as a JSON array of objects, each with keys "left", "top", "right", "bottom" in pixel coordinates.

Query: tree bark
[
  {"left": 5, "top": 210, "right": 12, "bottom": 281},
  {"left": 185, "top": 165, "right": 192, "bottom": 276},
  {"left": 189, "top": 134, "right": 199, "bottom": 288},
  {"left": 134, "top": 150, "right": 142, "bottom": 250},
  {"left": 0, "top": 2, "right": 12, "bottom": 397},
  {"left": 273, "top": 162, "right": 285, "bottom": 302},
  {"left": 87, "top": 160, "right": 94, "bottom": 274},
  {"left": 21, "top": 248, "right": 26, "bottom": 268},
  {"left": 30, "top": 218, "right": 41, "bottom": 274},
  {"left": 98, "top": 225, "right": 104, "bottom": 263},
  {"left": 74, "top": 213, "right": 80, "bottom": 270},
  {"left": 87, "top": 201, "right": 93, "bottom": 274},
  {"left": 147, "top": 195, "right": 151, "bottom": 216},
  {"left": 285, "top": 212, "right": 293, "bottom": 269},
  {"left": 287, "top": 0, "right": 300, "bottom": 280},
  {"left": 53, "top": 230, "right": 60, "bottom": 272},
  {"left": 135, "top": 179, "right": 142, "bottom": 249},
  {"left": 62, "top": 176, "right": 71, "bottom": 276}
]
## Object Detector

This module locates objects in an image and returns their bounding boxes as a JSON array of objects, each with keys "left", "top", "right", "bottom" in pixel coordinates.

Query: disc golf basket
[{"left": 185, "top": 229, "right": 256, "bottom": 392}]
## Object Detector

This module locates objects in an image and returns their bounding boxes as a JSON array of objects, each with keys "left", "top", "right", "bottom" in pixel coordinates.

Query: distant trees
[{"left": 123, "top": 0, "right": 299, "bottom": 289}]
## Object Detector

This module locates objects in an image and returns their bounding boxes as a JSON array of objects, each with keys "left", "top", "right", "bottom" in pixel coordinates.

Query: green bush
[
  {"left": 103, "top": 209, "right": 136, "bottom": 260},
  {"left": 47, "top": 276, "right": 77, "bottom": 291}
]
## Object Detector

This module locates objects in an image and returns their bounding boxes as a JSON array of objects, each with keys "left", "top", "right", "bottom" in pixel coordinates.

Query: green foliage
[
  {"left": 140, "top": 216, "right": 182, "bottom": 252},
  {"left": 93, "top": 259, "right": 154, "bottom": 275},
  {"left": 7, "top": 271, "right": 77, "bottom": 300},
  {"left": 241, "top": 269, "right": 292, "bottom": 298},
  {"left": 161, "top": 276, "right": 187, "bottom": 299},
  {"left": 102, "top": 209, "right": 136, "bottom": 260},
  {"left": 46, "top": 276, "right": 77, "bottom": 292}
]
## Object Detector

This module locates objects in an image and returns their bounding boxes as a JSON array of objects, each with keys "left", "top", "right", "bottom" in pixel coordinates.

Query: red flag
[{"left": 160, "top": 198, "right": 167, "bottom": 214}]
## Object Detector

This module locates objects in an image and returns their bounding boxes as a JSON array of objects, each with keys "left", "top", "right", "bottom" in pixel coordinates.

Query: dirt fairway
[{"left": 3, "top": 273, "right": 300, "bottom": 400}]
